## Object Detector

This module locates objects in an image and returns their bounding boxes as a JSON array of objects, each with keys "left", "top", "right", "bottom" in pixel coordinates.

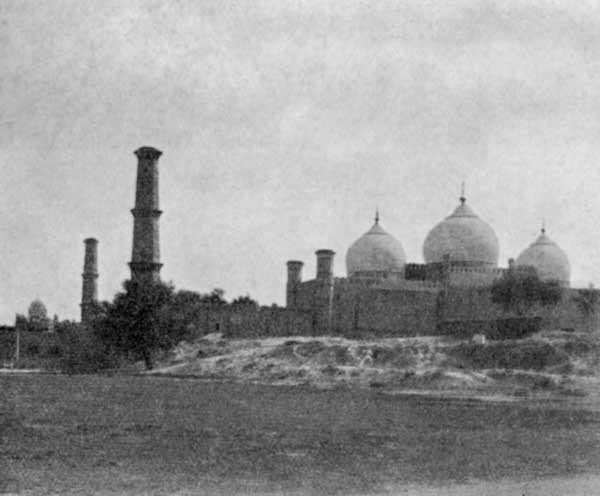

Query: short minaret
[
  {"left": 129, "top": 146, "right": 163, "bottom": 284},
  {"left": 508, "top": 257, "right": 515, "bottom": 272},
  {"left": 81, "top": 237, "right": 99, "bottom": 324},
  {"left": 315, "top": 249, "right": 335, "bottom": 333},
  {"left": 286, "top": 260, "right": 304, "bottom": 308},
  {"left": 316, "top": 249, "right": 335, "bottom": 282}
]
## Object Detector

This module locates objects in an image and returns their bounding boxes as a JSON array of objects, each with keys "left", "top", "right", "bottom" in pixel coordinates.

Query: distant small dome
[
  {"left": 28, "top": 298, "right": 48, "bottom": 322},
  {"left": 423, "top": 196, "right": 499, "bottom": 266},
  {"left": 346, "top": 213, "right": 406, "bottom": 276},
  {"left": 516, "top": 229, "right": 570, "bottom": 285}
]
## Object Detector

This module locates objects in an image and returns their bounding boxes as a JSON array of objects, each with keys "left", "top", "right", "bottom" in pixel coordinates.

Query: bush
[
  {"left": 489, "top": 317, "right": 542, "bottom": 340},
  {"left": 491, "top": 271, "right": 562, "bottom": 314},
  {"left": 93, "top": 280, "right": 180, "bottom": 369},
  {"left": 93, "top": 281, "right": 231, "bottom": 369}
]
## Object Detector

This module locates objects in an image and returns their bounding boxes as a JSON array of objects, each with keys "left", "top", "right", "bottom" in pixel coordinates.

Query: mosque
[
  {"left": 78, "top": 147, "right": 597, "bottom": 338},
  {"left": 284, "top": 189, "right": 596, "bottom": 337}
]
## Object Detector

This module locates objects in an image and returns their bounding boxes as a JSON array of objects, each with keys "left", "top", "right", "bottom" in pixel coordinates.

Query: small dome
[
  {"left": 516, "top": 229, "right": 570, "bottom": 285},
  {"left": 28, "top": 298, "right": 48, "bottom": 322},
  {"left": 423, "top": 196, "right": 499, "bottom": 266},
  {"left": 346, "top": 213, "right": 406, "bottom": 276}
]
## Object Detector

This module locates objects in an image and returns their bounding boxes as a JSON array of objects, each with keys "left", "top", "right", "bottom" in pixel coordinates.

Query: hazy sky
[{"left": 3, "top": 0, "right": 600, "bottom": 323}]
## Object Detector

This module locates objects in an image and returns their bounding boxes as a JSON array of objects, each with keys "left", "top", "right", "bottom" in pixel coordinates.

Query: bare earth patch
[{"left": 151, "top": 331, "right": 600, "bottom": 401}]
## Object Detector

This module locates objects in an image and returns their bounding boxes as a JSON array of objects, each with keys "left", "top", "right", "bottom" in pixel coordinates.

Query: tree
[
  {"left": 91, "top": 283, "right": 240, "bottom": 369},
  {"left": 203, "top": 288, "right": 227, "bottom": 306},
  {"left": 573, "top": 285, "right": 599, "bottom": 332},
  {"left": 491, "top": 270, "right": 562, "bottom": 315},
  {"left": 231, "top": 295, "right": 259, "bottom": 309},
  {"left": 95, "top": 280, "right": 177, "bottom": 370},
  {"left": 168, "top": 289, "right": 206, "bottom": 337}
]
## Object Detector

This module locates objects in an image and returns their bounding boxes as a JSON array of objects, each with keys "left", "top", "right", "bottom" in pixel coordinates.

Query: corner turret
[{"left": 286, "top": 260, "right": 304, "bottom": 308}]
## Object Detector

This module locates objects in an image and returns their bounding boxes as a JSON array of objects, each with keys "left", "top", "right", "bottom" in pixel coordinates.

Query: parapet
[{"left": 134, "top": 146, "right": 163, "bottom": 161}]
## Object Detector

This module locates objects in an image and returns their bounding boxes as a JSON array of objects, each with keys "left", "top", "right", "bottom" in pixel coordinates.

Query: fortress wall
[
  {"left": 442, "top": 288, "right": 502, "bottom": 321},
  {"left": 192, "top": 286, "right": 600, "bottom": 340},
  {"left": 295, "top": 280, "right": 321, "bottom": 310},
  {"left": 0, "top": 328, "right": 61, "bottom": 363},
  {"left": 0, "top": 328, "right": 16, "bottom": 360},
  {"left": 438, "top": 287, "right": 502, "bottom": 337},
  {"left": 219, "top": 306, "right": 313, "bottom": 338},
  {"left": 447, "top": 268, "right": 504, "bottom": 287},
  {"left": 388, "top": 280, "right": 441, "bottom": 290},
  {"left": 213, "top": 282, "right": 600, "bottom": 340},
  {"left": 330, "top": 283, "right": 441, "bottom": 337},
  {"left": 351, "top": 289, "right": 439, "bottom": 337},
  {"left": 331, "top": 282, "right": 362, "bottom": 334},
  {"left": 441, "top": 287, "right": 600, "bottom": 333}
]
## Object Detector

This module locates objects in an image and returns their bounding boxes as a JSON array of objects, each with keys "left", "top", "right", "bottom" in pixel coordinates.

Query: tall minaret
[
  {"left": 129, "top": 146, "right": 163, "bottom": 284},
  {"left": 81, "top": 237, "right": 99, "bottom": 323}
]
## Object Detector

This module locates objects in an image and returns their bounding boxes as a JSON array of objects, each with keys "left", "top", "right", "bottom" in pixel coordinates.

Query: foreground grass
[{"left": 2, "top": 374, "right": 600, "bottom": 495}]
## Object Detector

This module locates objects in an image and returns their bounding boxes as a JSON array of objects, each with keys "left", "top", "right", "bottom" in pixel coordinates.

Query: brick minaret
[
  {"left": 81, "top": 237, "right": 99, "bottom": 323},
  {"left": 315, "top": 249, "right": 335, "bottom": 333},
  {"left": 129, "top": 146, "right": 163, "bottom": 284},
  {"left": 286, "top": 260, "right": 304, "bottom": 308}
]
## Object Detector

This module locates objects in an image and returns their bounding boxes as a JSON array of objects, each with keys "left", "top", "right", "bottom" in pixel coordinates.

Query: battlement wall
[
  {"left": 331, "top": 288, "right": 439, "bottom": 337},
  {"left": 280, "top": 275, "right": 600, "bottom": 338},
  {"left": 223, "top": 306, "right": 313, "bottom": 338},
  {"left": 379, "top": 279, "right": 441, "bottom": 291},
  {"left": 447, "top": 266, "right": 507, "bottom": 287},
  {"left": 441, "top": 286, "right": 600, "bottom": 333}
]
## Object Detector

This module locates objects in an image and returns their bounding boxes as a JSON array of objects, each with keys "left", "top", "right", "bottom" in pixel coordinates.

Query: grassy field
[{"left": 2, "top": 374, "right": 600, "bottom": 495}]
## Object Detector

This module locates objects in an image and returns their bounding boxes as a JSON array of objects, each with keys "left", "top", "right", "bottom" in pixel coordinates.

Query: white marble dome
[
  {"left": 346, "top": 215, "right": 406, "bottom": 276},
  {"left": 516, "top": 229, "right": 570, "bottom": 285},
  {"left": 423, "top": 197, "right": 499, "bottom": 266}
]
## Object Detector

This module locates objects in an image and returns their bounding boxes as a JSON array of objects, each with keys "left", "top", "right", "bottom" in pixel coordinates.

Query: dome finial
[
  {"left": 541, "top": 217, "right": 546, "bottom": 234},
  {"left": 375, "top": 206, "right": 380, "bottom": 224},
  {"left": 460, "top": 181, "right": 466, "bottom": 204}
]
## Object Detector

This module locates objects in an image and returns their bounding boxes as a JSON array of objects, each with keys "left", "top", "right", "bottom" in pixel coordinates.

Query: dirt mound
[
  {"left": 151, "top": 332, "right": 600, "bottom": 398},
  {"left": 366, "top": 344, "right": 423, "bottom": 368},
  {"left": 446, "top": 340, "right": 571, "bottom": 372},
  {"left": 535, "top": 330, "right": 600, "bottom": 375}
]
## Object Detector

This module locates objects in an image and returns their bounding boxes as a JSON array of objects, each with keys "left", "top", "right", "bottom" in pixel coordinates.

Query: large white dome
[
  {"left": 423, "top": 197, "right": 499, "bottom": 266},
  {"left": 346, "top": 215, "right": 406, "bottom": 277},
  {"left": 516, "top": 229, "right": 570, "bottom": 285}
]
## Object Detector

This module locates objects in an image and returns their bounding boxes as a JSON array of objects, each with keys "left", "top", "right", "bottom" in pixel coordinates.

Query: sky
[{"left": 3, "top": 0, "right": 600, "bottom": 323}]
